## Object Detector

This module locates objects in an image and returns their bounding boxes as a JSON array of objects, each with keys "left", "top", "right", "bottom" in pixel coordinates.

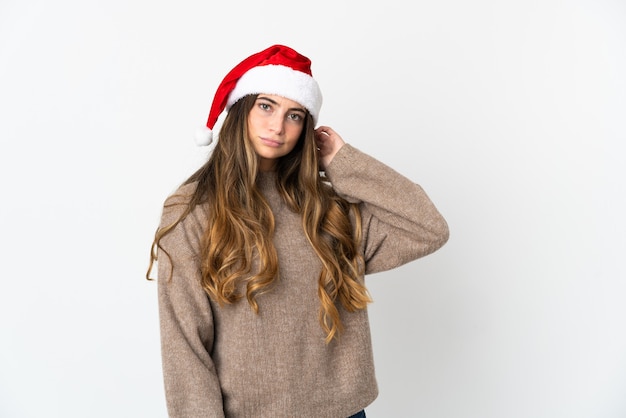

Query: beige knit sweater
[{"left": 157, "top": 144, "right": 449, "bottom": 418}]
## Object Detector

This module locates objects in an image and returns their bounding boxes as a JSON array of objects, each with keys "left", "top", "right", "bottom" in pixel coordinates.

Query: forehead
[{"left": 257, "top": 94, "right": 306, "bottom": 111}]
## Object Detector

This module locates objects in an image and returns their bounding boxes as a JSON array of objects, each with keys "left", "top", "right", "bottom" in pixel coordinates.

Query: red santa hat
[{"left": 195, "top": 44, "right": 323, "bottom": 146}]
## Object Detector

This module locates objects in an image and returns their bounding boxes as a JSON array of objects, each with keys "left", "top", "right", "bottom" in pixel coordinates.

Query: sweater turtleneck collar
[{"left": 256, "top": 170, "right": 277, "bottom": 191}]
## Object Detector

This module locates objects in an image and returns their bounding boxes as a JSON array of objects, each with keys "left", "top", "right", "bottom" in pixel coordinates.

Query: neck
[{"left": 258, "top": 159, "right": 276, "bottom": 172}]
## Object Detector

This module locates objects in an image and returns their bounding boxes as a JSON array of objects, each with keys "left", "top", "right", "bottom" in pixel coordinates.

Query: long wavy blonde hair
[{"left": 148, "top": 94, "right": 371, "bottom": 342}]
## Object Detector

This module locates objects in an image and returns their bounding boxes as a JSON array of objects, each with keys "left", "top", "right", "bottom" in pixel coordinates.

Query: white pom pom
[{"left": 195, "top": 126, "right": 213, "bottom": 146}]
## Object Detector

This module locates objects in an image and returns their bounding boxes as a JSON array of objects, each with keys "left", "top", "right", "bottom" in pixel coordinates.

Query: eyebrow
[{"left": 257, "top": 96, "right": 306, "bottom": 113}]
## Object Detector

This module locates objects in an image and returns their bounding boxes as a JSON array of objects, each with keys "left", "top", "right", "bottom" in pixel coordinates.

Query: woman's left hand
[{"left": 314, "top": 126, "right": 345, "bottom": 170}]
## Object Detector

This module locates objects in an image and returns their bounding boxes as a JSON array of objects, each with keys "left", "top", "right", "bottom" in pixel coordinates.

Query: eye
[
  {"left": 259, "top": 102, "right": 271, "bottom": 111},
  {"left": 288, "top": 112, "right": 304, "bottom": 122}
]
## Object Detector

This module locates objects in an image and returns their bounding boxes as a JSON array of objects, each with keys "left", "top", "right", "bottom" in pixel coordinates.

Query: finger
[{"left": 315, "top": 126, "right": 332, "bottom": 136}]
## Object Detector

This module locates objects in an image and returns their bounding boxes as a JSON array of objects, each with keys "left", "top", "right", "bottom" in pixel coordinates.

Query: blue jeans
[{"left": 348, "top": 411, "right": 366, "bottom": 418}]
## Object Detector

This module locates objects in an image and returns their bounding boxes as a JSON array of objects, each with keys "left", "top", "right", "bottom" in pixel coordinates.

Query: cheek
[
  {"left": 247, "top": 111, "right": 264, "bottom": 131},
  {"left": 286, "top": 124, "right": 304, "bottom": 140}
]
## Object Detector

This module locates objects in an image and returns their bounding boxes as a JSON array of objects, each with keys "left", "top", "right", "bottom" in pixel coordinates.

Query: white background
[{"left": 1, "top": 0, "right": 625, "bottom": 417}]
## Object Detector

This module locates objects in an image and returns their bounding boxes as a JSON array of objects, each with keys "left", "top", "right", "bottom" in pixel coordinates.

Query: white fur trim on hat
[{"left": 227, "top": 64, "right": 323, "bottom": 123}]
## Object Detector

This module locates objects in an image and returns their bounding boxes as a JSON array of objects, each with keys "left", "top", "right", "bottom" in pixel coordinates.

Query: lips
[{"left": 260, "top": 137, "right": 283, "bottom": 148}]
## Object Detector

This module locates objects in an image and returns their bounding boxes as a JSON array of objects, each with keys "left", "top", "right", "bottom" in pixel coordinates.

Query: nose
[{"left": 268, "top": 113, "right": 284, "bottom": 135}]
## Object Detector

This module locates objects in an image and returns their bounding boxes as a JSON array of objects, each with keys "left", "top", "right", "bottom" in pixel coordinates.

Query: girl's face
[{"left": 247, "top": 94, "right": 307, "bottom": 171}]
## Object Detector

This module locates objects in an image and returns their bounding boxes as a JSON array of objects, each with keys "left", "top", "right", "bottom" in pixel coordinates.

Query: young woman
[{"left": 148, "top": 44, "right": 449, "bottom": 418}]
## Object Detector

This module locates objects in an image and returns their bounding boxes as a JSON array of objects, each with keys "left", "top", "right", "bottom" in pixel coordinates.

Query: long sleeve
[
  {"left": 324, "top": 144, "right": 449, "bottom": 274},
  {"left": 157, "top": 186, "right": 225, "bottom": 418}
]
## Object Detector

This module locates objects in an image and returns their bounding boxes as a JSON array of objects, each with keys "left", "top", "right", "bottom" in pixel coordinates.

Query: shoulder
[
  {"left": 160, "top": 181, "right": 203, "bottom": 227},
  {"left": 164, "top": 181, "right": 198, "bottom": 207}
]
